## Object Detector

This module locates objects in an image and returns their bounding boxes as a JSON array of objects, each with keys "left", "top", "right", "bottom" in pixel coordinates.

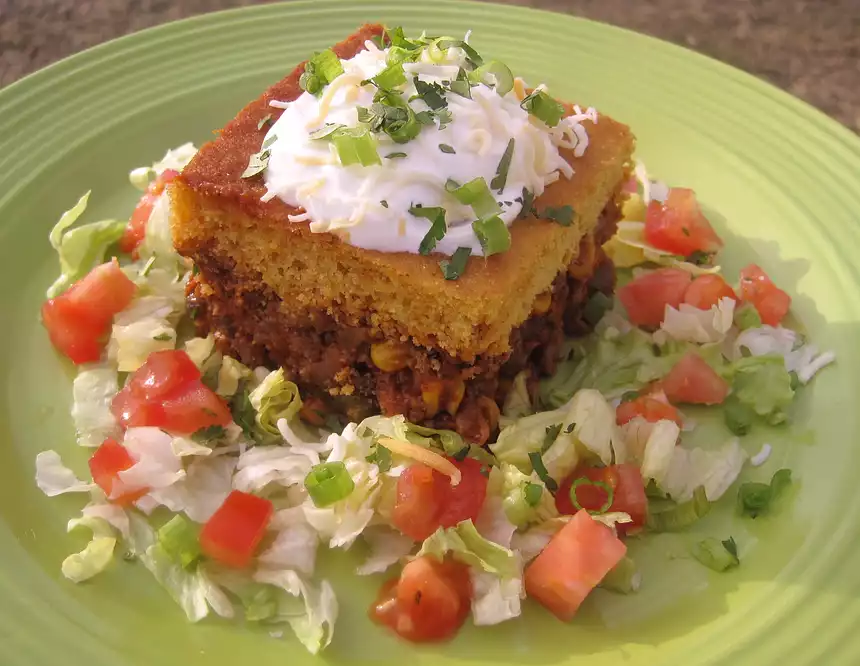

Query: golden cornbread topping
[{"left": 252, "top": 28, "right": 597, "bottom": 276}]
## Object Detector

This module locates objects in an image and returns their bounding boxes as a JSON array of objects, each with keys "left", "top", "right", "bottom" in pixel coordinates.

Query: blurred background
[{"left": 0, "top": 0, "right": 857, "bottom": 132}]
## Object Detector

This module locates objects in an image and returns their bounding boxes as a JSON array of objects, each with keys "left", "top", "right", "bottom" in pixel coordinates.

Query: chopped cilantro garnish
[
  {"left": 380, "top": 200, "right": 389, "bottom": 208},
  {"left": 410, "top": 205, "right": 448, "bottom": 255},
  {"left": 528, "top": 451, "right": 558, "bottom": 492},
  {"left": 413, "top": 77, "right": 448, "bottom": 110},
  {"left": 435, "top": 38, "right": 484, "bottom": 69},
  {"left": 230, "top": 386, "right": 257, "bottom": 438},
  {"left": 738, "top": 468, "right": 792, "bottom": 518},
  {"left": 687, "top": 250, "right": 711, "bottom": 265},
  {"left": 472, "top": 216, "right": 511, "bottom": 256},
  {"left": 542, "top": 205, "right": 575, "bottom": 226},
  {"left": 386, "top": 26, "right": 421, "bottom": 51},
  {"left": 520, "top": 89, "right": 565, "bottom": 127},
  {"left": 439, "top": 246, "right": 471, "bottom": 280},
  {"left": 192, "top": 425, "right": 227, "bottom": 445},
  {"left": 447, "top": 69, "right": 473, "bottom": 99},
  {"left": 543, "top": 423, "right": 562, "bottom": 451},
  {"left": 152, "top": 332, "right": 172, "bottom": 342},
  {"left": 385, "top": 152, "right": 407, "bottom": 159},
  {"left": 516, "top": 188, "right": 536, "bottom": 219},
  {"left": 308, "top": 123, "right": 345, "bottom": 140},
  {"left": 438, "top": 143, "right": 456, "bottom": 154},
  {"left": 452, "top": 446, "right": 470, "bottom": 462},
  {"left": 257, "top": 114, "right": 273, "bottom": 131},
  {"left": 491, "top": 138, "right": 515, "bottom": 192},
  {"left": 366, "top": 444, "right": 392, "bottom": 472}
]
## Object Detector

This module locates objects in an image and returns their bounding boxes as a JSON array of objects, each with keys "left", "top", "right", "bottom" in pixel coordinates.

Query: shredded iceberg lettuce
[
  {"left": 46, "top": 191, "right": 126, "bottom": 297},
  {"left": 62, "top": 514, "right": 117, "bottom": 583},
  {"left": 249, "top": 369, "right": 303, "bottom": 439},
  {"left": 34, "top": 450, "right": 93, "bottom": 496},
  {"left": 728, "top": 354, "right": 795, "bottom": 424},
  {"left": 71, "top": 365, "right": 121, "bottom": 447},
  {"left": 356, "top": 526, "right": 414, "bottom": 575}
]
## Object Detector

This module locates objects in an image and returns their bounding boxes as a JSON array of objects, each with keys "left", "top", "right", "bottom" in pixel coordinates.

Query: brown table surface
[{"left": 1, "top": 0, "right": 858, "bottom": 132}]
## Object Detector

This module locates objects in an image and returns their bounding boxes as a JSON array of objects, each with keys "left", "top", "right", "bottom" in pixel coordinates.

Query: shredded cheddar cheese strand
[
  {"left": 306, "top": 73, "right": 364, "bottom": 129},
  {"left": 377, "top": 437, "right": 462, "bottom": 486}
]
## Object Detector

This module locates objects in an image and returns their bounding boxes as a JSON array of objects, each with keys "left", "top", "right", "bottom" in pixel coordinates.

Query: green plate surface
[{"left": 2, "top": 1, "right": 860, "bottom": 664}]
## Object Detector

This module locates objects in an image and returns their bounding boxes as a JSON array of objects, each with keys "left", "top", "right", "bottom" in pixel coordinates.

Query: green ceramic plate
[{"left": 2, "top": 1, "right": 860, "bottom": 664}]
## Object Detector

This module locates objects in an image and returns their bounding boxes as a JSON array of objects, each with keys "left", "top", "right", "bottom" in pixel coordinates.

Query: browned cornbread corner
[{"left": 170, "top": 24, "right": 635, "bottom": 442}]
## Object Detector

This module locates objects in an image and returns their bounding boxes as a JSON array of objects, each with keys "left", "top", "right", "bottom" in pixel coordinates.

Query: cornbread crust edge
[{"left": 172, "top": 23, "right": 635, "bottom": 362}]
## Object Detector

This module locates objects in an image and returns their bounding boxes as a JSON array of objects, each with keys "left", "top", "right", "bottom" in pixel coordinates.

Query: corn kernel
[
  {"left": 532, "top": 290, "right": 553, "bottom": 315},
  {"left": 370, "top": 341, "right": 410, "bottom": 372},
  {"left": 443, "top": 378, "right": 466, "bottom": 415},
  {"left": 421, "top": 378, "right": 443, "bottom": 417},
  {"left": 569, "top": 235, "right": 596, "bottom": 280}
]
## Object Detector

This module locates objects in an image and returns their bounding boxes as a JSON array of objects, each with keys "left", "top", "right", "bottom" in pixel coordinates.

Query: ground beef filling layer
[{"left": 188, "top": 206, "right": 620, "bottom": 444}]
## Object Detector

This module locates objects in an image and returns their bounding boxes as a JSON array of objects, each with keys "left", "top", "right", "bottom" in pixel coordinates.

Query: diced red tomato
[
  {"left": 644, "top": 188, "right": 723, "bottom": 257},
  {"left": 127, "top": 349, "right": 202, "bottom": 400},
  {"left": 118, "top": 169, "right": 180, "bottom": 255},
  {"left": 88, "top": 438, "right": 148, "bottom": 505},
  {"left": 371, "top": 556, "right": 471, "bottom": 643},
  {"left": 663, "top": 351, "right": 730, "bottom": 405},
  {"left": 738, "top": 264, "right": 791, "bottom": 326},
  {"left": 615, "top": 395, "right": 683, "bottom": 427},
  {"left": 556, "top": 464, "right": 648, "bottom": 532},
  {"left": 436, "top": 458, "right": 488, "bottom": 529},
  {"left": 525, "top": 510, "right": 627, "bottom": 621},
  {"left": 110, "top": 350, "right": 230, "bottom": 433},
  {"left": 392, "top": 458, "right": 488, "bottom": 542},
  {"left": 683, "top": 274, "right": 738, "bottom": 310},
  {"left": 618, "top": 268, "right": 692, "bottom": 327},
  {"left": 42, "top": 261, "right": 137, "bottom": 365},
  {"left": 41, "top": 298, "right": 104, "bottom": 364},
  {"left": 199, "top": 490, "right": 273, "bottom": 568}
]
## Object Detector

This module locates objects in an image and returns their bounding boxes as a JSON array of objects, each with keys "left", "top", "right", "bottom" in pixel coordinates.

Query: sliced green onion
[
  {"left": 332, "top": 127, "right": 381, "bottom": 167},
  {"left": 435, "top": 38, "right": 484, "bottom": 68},
  {"left": 469, "top": 60, "right": 514, "bottom": 96},
  {"left": 447, "top": 177, "right": 501, "bottom": 219},
  {"left": 528, "top": 451, "right": 558, "bottom": 492},
  {"left": 541, "top": 205, "right": 575, "bottom": 226},
  {"left": 691, "top": 537, "right": 740, "bottom": 572},
  {"left": 520, "top": 89, "right": 565, "bottom": 127},
  {"left": 308, "top": 123, "right": 345, "bottom": 140},
  {"left": 157, "top": 515, "right": 201, "bottom": 569},
  {"left": 686, "top": 249, "right": 712, "bottom": 266},
  {"left": 734, "top": 302, "right": 762, "bottom": 330},
  {"left": 738, "top": 468, "right": 792, "bottom": 518},
  {"left": 239, "top": 584, "right": 278, "bottom": 622},
  {"left": 569, "top": 477, "right": 614, "bottom": 514},
  {"left": 241, "top": 149, "right": 271, "bottom": 179},
  {"left": 373, "top": 63, "right": 406, "bottom": 90},
  {"left": 600, "top": 556, "right": 640, "bottom": 593},
  {"left": 410, "top": 205, "right": 447, "bottom": 255},
  {"left": 387, "top": 45, "right": 420, "bottom": 66},
  {"left": 311, "top": 49, "right": 344, "bottom": 84},
  {"left": 723, "top": 396, "right": 755, "bottom": 436},
  {"left": 439, "top": 246, "right": 471, "bottom": 280},
  {"left": 583, "top": 292, "right": 613, "bottom": 327},
  {"left": 524, "top": 482, "right": 543, "bottom": 507},
  {"left": 472, "top": 216, "right": 511, "bottom": 256},
  {"left": 517, "top": 188, "right": 536, "bottom": 219},
  {"left": 789, "top": 370, "right": 800, "bottom": 391},
  {"left": 257, "top": 114, "right": 273, "bottom": 131},
  {"left": 305, "top": 461, "right": 355, "bottom": 507},
  {"left": 647, "top": 485, "right": 710, "bottom": 531},
  {"left": 491, "top": 139, "right": 515, "bottom": 192}
]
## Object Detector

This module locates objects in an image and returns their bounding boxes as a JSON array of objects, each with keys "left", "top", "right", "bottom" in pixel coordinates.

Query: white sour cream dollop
[{"left": 262, "top": 37, "right": 596, "bottom": 256}]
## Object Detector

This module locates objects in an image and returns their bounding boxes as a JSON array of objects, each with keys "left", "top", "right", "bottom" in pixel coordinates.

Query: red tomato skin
[
  {"left": 42, "top": 261, "right": 137, "bottom": 364},
  {"left": 128, "top": 350, "right": 201, "bottom": 401},
  {"left": 618, "top": 268, "right": 692, "bottom": 327},
  {"left": 683, "top": 274, "right": 738, "bottom": 310},
  {"left": 41, "top": 298, "right": 104, "bottom": 365},
  {"left": 200, "top": 490, "right": 274, "bottom": 568},
  {"left": 525, "top": 510, "right": 627, "bottom": 621},
  {"left": 738, "top": 264, "right": 791, "bottom": 326},
  {"left": 615, "top": 396, "right": 683, "bottom": 427},
  {"left": 556, "top": 464, "right": 648, "bottom": 531},
  {"left": 159, "top": 381, "right": 232, "bottom": 433},
  {"left": 88, "top": 438, "right": 148, "bottom": 505},
  {"left": 644, "top": 188, "right": 723, "bottom": 256},
  {"left": 436, "top": 458, "right": 488, "bottom": 529},
  {"left": 371, "top": 557, "right": 471, "bottom": 643},
  {"left": 392, "top": 465, "right": 446, "bottom": 542},
  {"left": 110, "top": 385, "right": 166, "bottom": 429},
  {"left": 118, "top": 169, "right": 180, "bottom": 254},
  {"left": 663, "top": 351, "right": 730, "bottom": 405}
]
